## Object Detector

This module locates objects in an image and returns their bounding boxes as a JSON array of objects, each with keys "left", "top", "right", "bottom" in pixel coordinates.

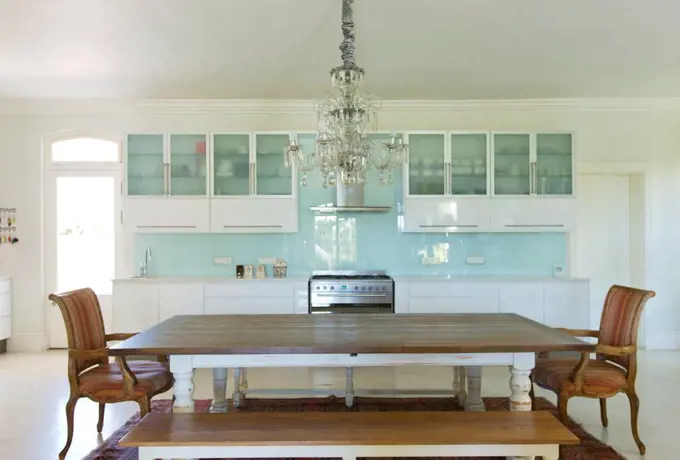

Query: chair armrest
[
  {"left": 596, "top": 344, "right": 636, "bottom": 356},
  {"left": 68, "top": 348, "right": 109, "bottom": 360},
  {"left": 558, "top": 328, "right": 599, "bottom": 338},
  {"left": 114, "top": 356, "right": 138, "bottom": 397},
  {"left": 105, "top": 333, "right": 137, "bottom": 342},
  {"left": 568, "top": 351, "right": 590, "bottom": 391}
]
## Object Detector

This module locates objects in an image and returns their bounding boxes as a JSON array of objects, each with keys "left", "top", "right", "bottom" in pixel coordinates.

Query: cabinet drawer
[
  {"left": 205, "top": 297, "right": 295, "bottom": 315},
  {"left": 211, "top": 198, "right": 297, "bottom": 233},
  {"left": 490, "top": 198, "right": 575, "bottom": 232},
  {"left": 402, "top": 198, "right": 491, "bottom": 233},
  {"left": 0, "top": 293, "right": 10, "bottom": 317},
  {"left": 0, "top": 316, "right": 10, "bottom": 340},
  {"left": 408, "top": 297, "right": 499, "bottom": 314},
  {"left": 124, "top": 198, "right": 210, "bottom": 233},
  {"left": 408, "top": 282, "right": 498, "bottom": 298},
  {"left": 205, "top": 282, "right": 295, "bottom": 298}
]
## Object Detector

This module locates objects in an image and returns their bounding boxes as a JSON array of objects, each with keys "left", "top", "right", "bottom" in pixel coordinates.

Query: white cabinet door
[
  {"left": 113, "top": 283, "right": 160, "bottom": 333},
  {"left": 124, "top": 198, "right": 210, "bottom": 233},
  {"left": 210, "top": 198, "right": 297, "bottom": 233},
  {"left": 408, "top": 297, "right": 499, "bottom": 314},
  {"left": 490, "top": 198, "right": 576, "bottom": 232},
  {"left": 498, "top": 282, "right": 544, "bottom": 323},
  {"left": 402, "top": 197, "right": 491, "bottom": 232},
  {"left": 158, "top": 284, "right": 204, "bottom": 322},
  {"left": 294, "top": 282, "right": 309, "bottom": 314},
  {"left": 204, "top": 297, "right": 295, "bottom": 315},
  {"left": 394, "top": 282, "right": 409, "bottom": 313},
  {"left": 543, "top": 282, "right": 589, "bottom": 329}
]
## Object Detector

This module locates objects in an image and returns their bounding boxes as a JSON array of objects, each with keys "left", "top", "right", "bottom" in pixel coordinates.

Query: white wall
[{"left": 0, "top": 99, "right": 679, "bottom": 350}]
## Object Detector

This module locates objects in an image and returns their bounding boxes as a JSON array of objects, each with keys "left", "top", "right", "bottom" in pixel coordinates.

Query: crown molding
[{"left": 2, "top": 97, "right": 680, "bottom": 115}]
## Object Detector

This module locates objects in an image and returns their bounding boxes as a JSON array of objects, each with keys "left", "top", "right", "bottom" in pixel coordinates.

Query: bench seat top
[{"left": 120, "top": 411, "right": 579, "bottom": 447}]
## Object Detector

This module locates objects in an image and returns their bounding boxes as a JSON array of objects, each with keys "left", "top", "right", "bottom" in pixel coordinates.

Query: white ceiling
[{"left": 1, "top": 0, "right": 679, "bottom": 99}]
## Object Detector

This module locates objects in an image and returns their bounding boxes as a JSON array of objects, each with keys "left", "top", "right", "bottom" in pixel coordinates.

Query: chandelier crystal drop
[{"left": 284, "top": 0, "right": 408, "bottom": 187}]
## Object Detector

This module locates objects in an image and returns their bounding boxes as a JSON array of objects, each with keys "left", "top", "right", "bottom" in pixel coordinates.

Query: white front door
[
  {"left": 44, "top": 136, "right": 123, "bottom": 348},
  {"left": 576, "top": 174, "right": 631, "bottom": 329}
]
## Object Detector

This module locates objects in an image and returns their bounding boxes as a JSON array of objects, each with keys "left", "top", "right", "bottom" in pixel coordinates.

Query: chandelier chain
[{"left": 339, "top": 0, "right": 356, "bottom": 68}]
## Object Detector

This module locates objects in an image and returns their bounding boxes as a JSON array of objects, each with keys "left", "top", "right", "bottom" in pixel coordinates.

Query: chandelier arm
[{"left": 340, "top": 0, "right": 357, "bottom": 68}]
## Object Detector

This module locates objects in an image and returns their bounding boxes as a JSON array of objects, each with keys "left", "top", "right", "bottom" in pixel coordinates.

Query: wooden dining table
[{"left": 110, "top": 312, "right": 592, "bottom": 416}]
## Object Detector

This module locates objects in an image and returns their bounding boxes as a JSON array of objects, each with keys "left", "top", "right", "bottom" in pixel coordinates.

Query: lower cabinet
[
  {"left": 543, "top": 282, "right": 589, "bottom": 329},
  {"left": 113, "top": 283, "right": 160, "bottom": 333},
  {"left": 498, "top": 282, "right": 544, "bottom": 323},
  {"left": 159, "top": 284, "right": 204, "bottom": 322}
]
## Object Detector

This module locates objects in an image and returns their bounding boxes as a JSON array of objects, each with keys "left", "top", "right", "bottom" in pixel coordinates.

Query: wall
[
  {"left": 0, "top": 98, "right": 679, "bottom": 351},
  {"left": 133, "top": 168, "right": 567, "bottom": 276}
]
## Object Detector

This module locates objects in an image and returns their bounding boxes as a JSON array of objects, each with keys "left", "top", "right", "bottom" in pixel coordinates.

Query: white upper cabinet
[
  {"left": 492, "top": 132, "right": 574, "bottom": 197},
  {"left": 210, "top": 133, "right": 297, "bottom": 233}
]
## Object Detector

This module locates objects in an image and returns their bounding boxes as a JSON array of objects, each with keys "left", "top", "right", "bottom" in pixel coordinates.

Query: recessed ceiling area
[{"left": 1, "top": 0, "right": 679, "bottom": 99}]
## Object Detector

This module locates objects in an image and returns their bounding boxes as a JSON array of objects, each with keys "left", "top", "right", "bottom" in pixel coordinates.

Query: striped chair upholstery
[{"left": 54, "top": 288, "right": 108, "bottom": 373}]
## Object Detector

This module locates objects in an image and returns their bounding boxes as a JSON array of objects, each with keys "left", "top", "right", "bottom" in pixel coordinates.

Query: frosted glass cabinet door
[
  {"left": 127, "top": 134, "right": 165, "bottom": 196},
  {"left": 407, "top": 134, "right": 446, "bottom": 195},
  {"left": 536, "top": 133, "right": 573, "bottom": 195},
  {"left": 493, "top": 133, "right": 531, "bottom": 196},
  {"left": 255, "top": 134, "right": 293, "bottom": 195},
  {"left": 450, "top": 133, "right": 488, "bottom": 195},
  {"left": 169, "top": 134, "right": 208, "bottom": 196},
  {"left": 213, "top": 134, "right": 251, "bottom": 196}
]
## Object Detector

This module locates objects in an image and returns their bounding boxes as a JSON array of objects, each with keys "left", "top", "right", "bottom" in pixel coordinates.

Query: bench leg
[
  {"left": 464, "top": 366, "right": 485, "bottom": 412},
  {"left": 210, "top": 368, "right": 228, "bottom": 413},
  {"left": 345, "top": 367, "right": 355, "bottom": 407}
]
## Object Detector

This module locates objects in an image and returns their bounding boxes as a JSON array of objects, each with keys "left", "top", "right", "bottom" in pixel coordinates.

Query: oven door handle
[
  {"left": 310, "top": 306, "right": 393, "bottom": 314},
  {"left": 314, "top": 293, "right": 389, "bottom": 298}
]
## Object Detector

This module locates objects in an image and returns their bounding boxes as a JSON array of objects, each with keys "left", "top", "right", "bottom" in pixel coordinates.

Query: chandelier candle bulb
[{"left": 284, "top": 0, "right": 408, "bottom": 187}]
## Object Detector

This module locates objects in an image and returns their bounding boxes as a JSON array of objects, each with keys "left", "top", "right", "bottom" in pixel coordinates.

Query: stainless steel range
[{"left": 308, "top": 270, "right": 394, "bottom": 314}]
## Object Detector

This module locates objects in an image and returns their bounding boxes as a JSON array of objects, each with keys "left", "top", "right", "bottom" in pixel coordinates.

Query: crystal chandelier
[{"left": 284, "top": 0, "right": 408, "bottom": 187}]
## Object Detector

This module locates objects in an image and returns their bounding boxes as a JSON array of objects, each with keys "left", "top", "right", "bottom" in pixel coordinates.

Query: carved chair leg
[
  {"left": 599, "top": 398, "right": 609, "bottom": 428},
  {"left": 626, "top": 389, "right": 646, "bottom": 455},
  {"left": 137, "top": 397, "right": 151, "bottom": 418},
  {"left": 97, "top": 403, "right": 105, "bottom": 433},
  {"left": 557, "top": 393, "right": 570, "bottom": 422},
  {"left": 59, "top": 396, "right": 79, "bottom": 460}
]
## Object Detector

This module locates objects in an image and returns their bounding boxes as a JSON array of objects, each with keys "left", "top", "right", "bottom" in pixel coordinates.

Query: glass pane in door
[
  {"left": 57, "top": 177, "right": 115, "bottom": 295},
  {"left": 536, "top": 133, "right": 573, "bottom": 195},
  {"left": 493, "top": 134, "right": 531, "bottom": 195},
  {"left": 255, "top": 134, "right": 293, "bottom": 195},
  {"left": 169, "top": 134, "right": 208, "bottom": 196},
  {"left": 450, "top": 133, "right": 488, "bottom": 195},
  {"left": 213, "top": 134, "right": 250, "bottom": 196},
  {"left": 127, "top": 134, "right": 164, "bottom": 195},
  {"left": 407, "top": 134, "right": 446, "bottom": 195}
]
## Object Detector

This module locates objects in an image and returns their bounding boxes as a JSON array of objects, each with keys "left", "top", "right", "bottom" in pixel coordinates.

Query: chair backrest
[
  {"left": 598, "top": 284, "right": 655, "bottom": 369},
  {"left": 49, "top": 288, "right": 107, "bottom": 374}
]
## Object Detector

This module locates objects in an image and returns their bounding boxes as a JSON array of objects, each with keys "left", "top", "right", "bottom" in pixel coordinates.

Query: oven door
[{"left": 309, "top": 290, "right": 394, "bottom": 314}]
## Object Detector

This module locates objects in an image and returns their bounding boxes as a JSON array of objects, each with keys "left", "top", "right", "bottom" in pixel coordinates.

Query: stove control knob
[
  {"left": 323, "top": 286, "right": 327, "bottom": 290},
  {"left": 382, "top": 286, "right": 387, "bottom": 291},
  {"left": 330, "top": 286, "right": 335, "bottom": 290},
  {"left": 361, "top": 286, "right": 366, "bottom": 290},
  {"left": 368, "top": 286, "right": 373, "bottom": 291},
  {"left": 316, "top": 286, "right": 320, "bottom": 290}
]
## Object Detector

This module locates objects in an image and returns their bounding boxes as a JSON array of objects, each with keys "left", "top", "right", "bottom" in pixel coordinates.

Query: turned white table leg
[
  {"left": 210, "top": 368, "right": 228, "bottom": 413},
  {"left": 452, "top": 366, "right": 468, "bottom": 406},
  {"left": 232, "top": 367, "right": 244, "bottom": 407},
  {"left": 345, "top": 367, "right": 355, "bottom": 407},
  {"left": 464, "top": 366, "right": 485, "bottom": 412},
  {"left": 508, "top": 352, "right": 536, "bottom": 460},
  {"left": 240, "top": 367, "right": 248, "bottom": 396},
  {"left": 170, "top": 355, "right": 195, "bottom": 413}
]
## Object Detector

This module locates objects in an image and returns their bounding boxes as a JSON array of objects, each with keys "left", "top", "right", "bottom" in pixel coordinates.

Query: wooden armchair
[
  {"left": 50, "top": 288, "right": 173, "bottom": 459},
  {"left": 530, "top": 284, "right": 655, "bottom": 455}
]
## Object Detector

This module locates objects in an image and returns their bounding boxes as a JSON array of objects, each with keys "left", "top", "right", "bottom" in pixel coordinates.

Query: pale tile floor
[{"left": 0, "top": 350, "right": 678, "bottom": 460}]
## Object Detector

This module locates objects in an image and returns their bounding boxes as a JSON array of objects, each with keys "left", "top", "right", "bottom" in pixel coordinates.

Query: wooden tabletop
[
  {"left": 120, "top": 411, "right": 579, "bottom": 447},
  {"left": 109, "top": 313, "right": 592, "bottom": 356}
]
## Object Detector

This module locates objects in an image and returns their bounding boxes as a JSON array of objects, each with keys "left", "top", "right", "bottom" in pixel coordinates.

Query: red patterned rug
[{"left": 83, "top": 396, "right": 626, "bottom": 460}]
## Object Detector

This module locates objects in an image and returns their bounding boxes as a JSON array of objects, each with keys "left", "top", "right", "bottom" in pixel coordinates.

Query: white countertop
[{"left": 114, "top": 275, "right": 586, "bottom": 283}]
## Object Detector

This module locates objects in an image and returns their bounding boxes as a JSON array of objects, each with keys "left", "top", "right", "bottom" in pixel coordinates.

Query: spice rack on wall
[{"left": 0, "top": 208, "right": 19, "bottom": 245}]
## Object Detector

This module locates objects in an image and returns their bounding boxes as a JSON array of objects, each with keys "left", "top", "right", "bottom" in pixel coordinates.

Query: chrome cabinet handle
[
  {"left": 223, "top": 225, "right": 283, "bottom": 228},
  {"left": 530, "top": 162, "right": 537, "bottom": 195},
  {"left": 137, "top": 225, "right": 197, "bottom": 229},
  {"left": 165, "top": 163, "right": 170, "bottom": 195},
  {"left": 249, "top": 163, "right": 255, "bottom": 195},
  {"left": 419, "top": 224, "right": 479, "bottom": 228},
  {"left": 504, "top": 224, "right": 564, "bottom": 228}
]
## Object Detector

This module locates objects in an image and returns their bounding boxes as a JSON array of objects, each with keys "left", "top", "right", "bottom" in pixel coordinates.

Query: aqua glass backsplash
[{"left": 134, "top": 163, "right": 568, "bottom": 277}]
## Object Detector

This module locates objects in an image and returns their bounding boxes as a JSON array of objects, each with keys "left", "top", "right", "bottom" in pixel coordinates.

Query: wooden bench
[{"left": 121, "top": 410, "right": 579, "bottom": 460}]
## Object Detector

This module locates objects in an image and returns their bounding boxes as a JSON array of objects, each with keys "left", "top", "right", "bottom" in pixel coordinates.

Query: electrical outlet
[
  {"left": 213, "top": 257, "right": 232, "bottom": 265},
  {"left": 258, "top": 257, "right": 277, "bottom": 265},
  {"left": 466, "top": 256, "right": 485, "bottom": 265}
]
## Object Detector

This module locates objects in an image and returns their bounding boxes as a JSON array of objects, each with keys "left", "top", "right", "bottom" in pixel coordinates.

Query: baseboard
[
  {"left": 643, "top": 330, "right": 680, "bottom": 350},
  {"left": 7, "top": 333, "right": 49, "bottom": 353}
]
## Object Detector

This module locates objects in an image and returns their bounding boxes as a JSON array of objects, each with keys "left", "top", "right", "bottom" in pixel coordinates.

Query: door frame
[{"left": 43, "top": 132, "right": 123, "bottom": 348}]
